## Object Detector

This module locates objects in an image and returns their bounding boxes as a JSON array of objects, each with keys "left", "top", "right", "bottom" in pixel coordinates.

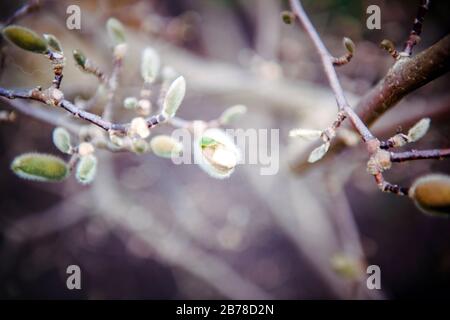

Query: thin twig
[
  {"left": 289, "top": 0, "right": 374, "bottom": 142},
  {"left": 403, "top": 0, "right": 430, "bottom": 56},
  {"left": 391, "top": 148, "right": 450, "bottom": 162}
]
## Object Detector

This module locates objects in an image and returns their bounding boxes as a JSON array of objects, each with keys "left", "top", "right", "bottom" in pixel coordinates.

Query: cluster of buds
[{"left": 4, "top": 15, "right": 247, "bottom": 185}]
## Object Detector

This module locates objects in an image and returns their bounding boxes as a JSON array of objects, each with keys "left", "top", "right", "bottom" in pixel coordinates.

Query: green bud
[
  {"left": 343, "top": 37, "right": 355, "bottom": 54},
  {"left": 52, "top": 127, "right": 72, "bottom": 154},
  {"left": 141, "top": 47, "right": 160, "bottom": 83},
  {"left": 409, "top": 174, "right": 450, "bottom": 217},
  {"left": 330, "top": 254, "right": 362, "bottom": 279},
  {"left": 131, "top": 139, "right": 149, "bottom": 154},
  {"left": 2, "top": 25, "right": 48, "bottom": 54},
  {"left": 106, "top": 18, "right": 126, "bottom": 45},
  {"left": 75, "top": 155, "right": 97, "bottom": 185},
  {"left": 219, "top": 105, "right": 247, "bottom": 125},
  {"left": 73, "top": 49, "right": 86, "bottom": 68},
  {"left": 123, "top": 96, "right": 138, "bottom": 109},
  {"left": 150, "top": 135, "right": 183, "bottom": 158},
  {"left": 43, "top": 33, "right": 63, "bottom": 52},
  {"left": 11, "top": 153, "right": 69, "bottom": 182},
  {"left": 281, "top": 11, "right": 295, "bottom": 25},
  {"left": 162, "top": 76, "right": 186, "bottom": 117},
  {"left": 380, "top": 39, "right": 395, "bottom": 51}
]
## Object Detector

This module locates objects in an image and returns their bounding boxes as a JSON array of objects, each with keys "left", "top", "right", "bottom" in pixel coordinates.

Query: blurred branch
[
  {"left": 2, "top": 0, "right": 41, "bottom": 26},
  {"left": 93, "top": 154, "right": 272, "bottom": 300},
  {"left": 0, "top": 97, "right": 80, "bottom": 133}
]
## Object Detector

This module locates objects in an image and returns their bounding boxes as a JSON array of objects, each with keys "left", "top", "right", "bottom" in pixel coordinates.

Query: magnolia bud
[
  {"left": 289, "top": 128, "right": 322, "bottom": 140},
  {"left": 137, "top": 99, "right": 151, "bottom": 116},
  {"left": 123, "top": 96, "right": 138, "bottom": 109},
  {"left": 113, "top": 43, "right": 128, "bottom": 59},
  {"left": 2, "top": 25, "right": 48, "bottom": 54},
  {"left": 194, "top": 128, "right": 240, "bottom": 179},
  {"left": 43, "top": 33, "right": 63, "bottom": 52},
  {"left": 409, "top": 174, "right": 450, "bottom": 217},
  {"left": 73, "top": 49, "right": 87, "bottom": 68},
  {"left": 52, "top": 127, "right": 72, "bottom": 154},
  {"left": 150, "top": 135, "right": 183, "bottom": 158},
  {"left": 76, "top": 155, "right": 97, "bottom": 185},
  {"left": 131, "top": 139, "right": 149, "bottom": 154},
  {"left": 129, "top": 117, "right": 150, "bottom": 139},
  {"left": 407, "top": 118, "right": 430, "bottom": 142},
  {"left": 380, "top": 39, "right": 395, "bottom": 51},
  {"left": 219, "top": 105, "right": 247, "bottom": 125},
  {"left": 343, "top": 37, "right": 355, "bottom": 54},
  {"left": 78, "top": 142, "right": 95, "bottom": 156},
  {"left": 106, "top": 18, "right": 126, "bottom": 45},
  {"left": 141, "top": 47, "right": 160, "bottom": 83},
  {"left": 162, "top": 76, "right": 186, "bottom": 117},
  {"left": 11, "top": 153, "right": 69, "bottom": 182},
  {"left": 281, "top": 11, "right": 295, "bottom": 24},
  {"left": 308, "top": 142, "right": 330, "bottom": 163},
  {"left": 330, "top": 254, "right": 362, "bottom": 279}
]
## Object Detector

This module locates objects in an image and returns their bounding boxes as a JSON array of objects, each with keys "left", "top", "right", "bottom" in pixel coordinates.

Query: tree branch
[
  {"left": 290, "top": 34, "right": 450, "bottom": 173},
  {"left": 289, "top": 0, "right": 374, "bottom": 142},
  {"left": 0, "top": 87, "right": 167, "bottom": 133}
]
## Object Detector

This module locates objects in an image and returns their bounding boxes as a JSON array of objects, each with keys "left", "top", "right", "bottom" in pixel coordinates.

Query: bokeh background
[{"left": 0, "top": 0, "right": 449, "bottom": 299}]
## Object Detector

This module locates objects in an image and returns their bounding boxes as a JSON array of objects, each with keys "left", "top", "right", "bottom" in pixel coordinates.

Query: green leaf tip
[
  {"left": 2, "top": 25, "right": 48, "bottom": 54},
  {"left": 11, "top": 153, "right": 69, "bottom": 182}
]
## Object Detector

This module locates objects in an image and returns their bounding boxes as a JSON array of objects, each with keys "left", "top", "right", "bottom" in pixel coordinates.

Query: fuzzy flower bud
[{"left": 194, "top": 128, "right": 240, "bottom": 179}]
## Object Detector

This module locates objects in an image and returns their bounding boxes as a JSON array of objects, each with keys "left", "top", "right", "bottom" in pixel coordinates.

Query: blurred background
[{"left": 0, "top": 0, "right": 449, "bottom": 299}]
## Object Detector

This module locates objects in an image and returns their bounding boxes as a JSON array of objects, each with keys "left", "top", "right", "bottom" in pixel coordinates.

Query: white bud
[
  {"left": 76, "top": 155, "right": 97, "bottom": 185},
  {"left": 141, "top": 47, "right": 160, "bottom": 83},
  {"left": 150, "top": 135, "right": 183, "bottom": 158},
  {"left": 162, "top": 76, "right": 186, "bottom": 117},
  {"left": 113, "top": 43, "right": 128, "bottom": 59},
  {"left": 289, "top": 128, "right": 322, "bottom": 140},
  {"left": 308, "top": 142, "right": 330, "bottom": 163},
  {"left": 52, "top": 127, "right": 72, "bottom": 154},
  {"left": 407, "top": 118, "right": 430, "bottom": 142},
  {"left": 129, "top": 117, "right": 150, "bottom": 139},
  {"left": 219, "top": 105, "right": 247, "bottom": 124},
  {"left": 194, "top": 128, "right": 240, "bottom": 179},
  {"left": 78, "top": 142, "right": 95, "bottom": 156},
  {"left": 137, "top": 99, "right": 151, "bottom": 116}
]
